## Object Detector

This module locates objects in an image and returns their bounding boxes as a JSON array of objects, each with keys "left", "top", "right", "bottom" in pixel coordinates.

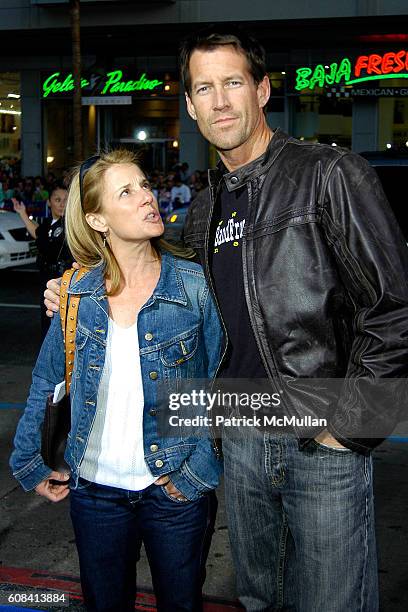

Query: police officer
[{"left": 13, "top": 181, "right": 72, "bottom": 338}]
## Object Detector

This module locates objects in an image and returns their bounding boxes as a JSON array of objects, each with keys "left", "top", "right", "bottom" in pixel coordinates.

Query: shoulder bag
[{"left": 40, "top": 266, "right": 88, "bottom": 475}]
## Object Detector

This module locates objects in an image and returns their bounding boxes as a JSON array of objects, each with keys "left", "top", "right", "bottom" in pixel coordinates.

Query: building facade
[{"left": 0, "top": 0, "right": 407, "bottom": 175}]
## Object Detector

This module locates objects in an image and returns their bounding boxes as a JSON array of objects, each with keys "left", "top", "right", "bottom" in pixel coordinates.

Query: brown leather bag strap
[{"left": 59, "top": 267, "right": 88, "bottom": 395}]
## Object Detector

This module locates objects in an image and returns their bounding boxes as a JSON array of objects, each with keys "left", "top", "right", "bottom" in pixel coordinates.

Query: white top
[{"left": 79, "top": 318, "right": 155, "bottom": 490}]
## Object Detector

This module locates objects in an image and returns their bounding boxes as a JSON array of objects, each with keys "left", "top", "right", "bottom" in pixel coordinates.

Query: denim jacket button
[
  {"left": 149, "top": 409, "right": 157, "bottom": 417},
  {"left": 145, "top": 332, "right": 153, "bottom": 341},
  {"left": 150, "top": 444, "right": 159, "bottom": 452},
  {"left": 149, "top": 371, "right": 158, "bottom": 380},
  {"left": 155, "top": 459, "right": 164, "bottom": 468}
]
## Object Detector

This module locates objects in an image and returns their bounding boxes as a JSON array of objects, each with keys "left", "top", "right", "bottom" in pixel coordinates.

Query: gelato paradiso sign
[
  {"left": 295, "top": 50, "right": 408, "bottom": 92},
  {"left": 42, "top": 70, "right": 163, "bottom": 98}
]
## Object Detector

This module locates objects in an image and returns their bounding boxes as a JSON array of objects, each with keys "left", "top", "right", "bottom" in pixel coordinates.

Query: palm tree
[{"left": 70, "top": 0, "right": 83, "bottom": 162}]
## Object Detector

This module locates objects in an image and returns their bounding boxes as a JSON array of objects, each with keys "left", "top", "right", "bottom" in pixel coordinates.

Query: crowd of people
[
  {"left": 0, "top": 160, "right": 70, "bottom": 207},
  {"left": 147, "top": 163, "right": 208, "bottom": 214},
  {"left": 0, "top": 158, "right": 207, "bottom": 214}
]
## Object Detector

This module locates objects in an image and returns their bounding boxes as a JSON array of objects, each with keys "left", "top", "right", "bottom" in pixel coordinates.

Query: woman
[
  {"left": 13, "top": 181, "right": 72, "bottom": 338},
  {"left": 10, "top": 149, "right": 224, "bottom": 612}
]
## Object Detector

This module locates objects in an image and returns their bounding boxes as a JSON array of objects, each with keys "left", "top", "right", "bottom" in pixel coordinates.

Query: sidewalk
[{"left": 0, "top": 366, "right": 407, "bottom": 610}]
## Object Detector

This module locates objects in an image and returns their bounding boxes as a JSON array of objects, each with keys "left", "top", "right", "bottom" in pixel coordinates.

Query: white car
[{"left": 0, "top": 210, "right": 37, "bottom": 269}]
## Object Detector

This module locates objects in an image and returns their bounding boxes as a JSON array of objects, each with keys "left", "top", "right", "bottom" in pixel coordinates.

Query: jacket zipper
[
  {"left": 205, "top": 183, "right": 229, "bottom": 373},
  {"left": 204, "top": 182, "right": 229, "bottom": 459},
  {"left": 239, "top": 180, "right": 302, "bottom": 436}
]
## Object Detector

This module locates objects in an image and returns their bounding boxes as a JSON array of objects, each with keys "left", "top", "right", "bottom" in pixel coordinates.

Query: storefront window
[
  {"left": 44, "top": 98, "right": 75, "bottom": 174},
  {"left": 377, "top": 80, "right": 408, "bottom": 151},
  {"left": 110, "top": 97, "right": 179, "bottom": 171},
  {"left": 43, "top": 67, "right": 180, "bottom": 174},
  {"left": 293, "top": 92, "right": 352, "bottom": 148},
  {"left": 266, "top": 71, "right": 285, "bottom": 114},
  {"left": 0, "top": 72, "right": 21, "bottom": 170}
]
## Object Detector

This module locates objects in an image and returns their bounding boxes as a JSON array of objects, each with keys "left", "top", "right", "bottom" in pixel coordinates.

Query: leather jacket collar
[{"left": 208, "top": 127, "right": 291, "bottom": 192}]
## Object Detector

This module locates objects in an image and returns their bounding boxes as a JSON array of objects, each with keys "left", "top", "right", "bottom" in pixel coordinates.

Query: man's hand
[
  {"left": 154, "top": 475, "right": 188, "bottom": 501},
  {"left": 44, "top": 278, "right": 61, "bottom": 317},
  {"left": 44, "top": 262, "right": 81, "bottom": 317},
  {"left": 314, "top": 429, "right": 347, "bottom": 449},
  {"left": 34, "top": 471, "right": 70, "bottom": 503}
]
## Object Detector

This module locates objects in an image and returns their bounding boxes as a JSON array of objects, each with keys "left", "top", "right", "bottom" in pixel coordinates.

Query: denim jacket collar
[{"left": 67, "top": 251, "right": 188, "bottom": 306}]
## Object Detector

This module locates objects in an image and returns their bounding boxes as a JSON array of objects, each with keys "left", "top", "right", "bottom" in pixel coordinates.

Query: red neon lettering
[
  {"left": 382, "top": 52, "right": 395, "bottom": 74},
  {"left": 355, "top": 55, "right": 368, "bottom": 77},
  {"left": 367, "top": 54, "right": 383, "bottom": 75},
  {"left": 394, "top": 50, "right": 406, "bottom": 71}
]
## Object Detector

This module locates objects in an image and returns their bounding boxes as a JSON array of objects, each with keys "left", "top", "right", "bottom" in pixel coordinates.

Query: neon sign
[
  {"left": 295, "top": 50, "right": 408, "bottom": 92},
  {"left": 42, "top": 70, "right": 163, "bottom": 98}
]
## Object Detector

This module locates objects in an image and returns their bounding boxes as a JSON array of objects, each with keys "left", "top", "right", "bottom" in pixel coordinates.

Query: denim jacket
[{"left": 10, "top": 251, "right": 224, "bottom": 500}]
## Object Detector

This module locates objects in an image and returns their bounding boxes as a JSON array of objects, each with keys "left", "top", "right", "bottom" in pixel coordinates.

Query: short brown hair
[{"left": 180, "top": 25, "right": 267, "bottom": 95}]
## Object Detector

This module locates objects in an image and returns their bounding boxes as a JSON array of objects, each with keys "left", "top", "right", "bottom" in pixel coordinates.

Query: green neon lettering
[
  {"left": 102, "top": 70, "right": 163, "bottom": 94},
  {"left": 102, "top": 70, "right": 123, "bottom": 94},
  {"left": 60, "top": 74, "right": 74, "bottom": 92},
  {"left": 325, "top": 63, "right": 338, "bottom": 85},
  {"left": 336, "top": 58, "right": 351, "bottom": 83},
  {"left": 42, "top": 73, "right": 89, "bottom": 97},
  {"left": 295, "top": 67, "right": 312, "bottom": 91},
  {"left": 136, "top": 73, "right": 147, "bottom": 90},
  {"left": 43, "top": 70, "right": 161, "bottom": 97},
  {"left": 42, "top": 72, "right": 61, "bottom": 98},
  {"left": 295, "top": 57, "right": 352, "bottom": 91},
  {"left": 146, "top": 79, "right": 163, "bottom": 90},
  {"left": 111, "top": 81, "right": 124, "bottom": 93},
  {"left": 309, "top": 65, "right": 326, "bottom": 89}
]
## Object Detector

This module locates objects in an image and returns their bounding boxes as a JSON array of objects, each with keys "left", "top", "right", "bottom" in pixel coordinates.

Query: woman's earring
[{"left": 102, "top": 232, "right": 108, "bottom": 248}]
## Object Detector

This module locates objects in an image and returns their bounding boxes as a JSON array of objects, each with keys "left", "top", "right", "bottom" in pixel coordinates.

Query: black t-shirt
[{"left": 210, "top": 179, "right": 268, "bottom": 379}]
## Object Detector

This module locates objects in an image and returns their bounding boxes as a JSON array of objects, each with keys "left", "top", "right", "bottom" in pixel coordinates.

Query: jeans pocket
[
  {"left": 160, "top": 485, "right": 192, "bottom": 504},
  {"left": 312, "top": 439, "right": 353, "bottom": 454}
]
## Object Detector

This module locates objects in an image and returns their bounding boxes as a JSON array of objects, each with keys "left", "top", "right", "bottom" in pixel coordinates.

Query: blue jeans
[
  {"left": 223, "top": 429, "right": 378, "bottom": 612},
  {"left": 69, "top": 477, "right": 212, "bottom": 612}
]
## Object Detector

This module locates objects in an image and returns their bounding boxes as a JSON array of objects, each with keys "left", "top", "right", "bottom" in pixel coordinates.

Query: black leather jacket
[{"left": 184, "top": 129, "right": 408, "bottom": 454}]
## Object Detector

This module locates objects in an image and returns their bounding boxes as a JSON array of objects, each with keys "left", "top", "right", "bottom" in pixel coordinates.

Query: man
[
  {"left": 179, "top": 27, "right": 408, "bottom": 611},
  {"left": 45, "top": 27, "right": 408, "bottom": 612}
]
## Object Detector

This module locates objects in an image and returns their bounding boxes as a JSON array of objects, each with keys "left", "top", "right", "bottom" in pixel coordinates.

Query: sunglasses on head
[{"left": 79, "top": 155, "right": 100, "bottom": 208}]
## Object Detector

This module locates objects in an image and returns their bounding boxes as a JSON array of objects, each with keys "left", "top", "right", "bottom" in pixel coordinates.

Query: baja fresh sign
[
  {"left": 42, "top": 70, "right": 163, "bottom": 98},
  {"left": 295, "top": 50, "right": 408, "bottom": 92}
]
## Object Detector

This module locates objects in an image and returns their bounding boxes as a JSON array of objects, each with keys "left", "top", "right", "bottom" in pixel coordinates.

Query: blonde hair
[{"left": 65, "top": 148, "right": 195, "bottom": 295}]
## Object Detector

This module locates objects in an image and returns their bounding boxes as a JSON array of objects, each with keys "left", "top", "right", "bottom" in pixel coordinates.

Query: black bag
[{"left": 41, "top": 394, "right": 71, "bottom": 473}]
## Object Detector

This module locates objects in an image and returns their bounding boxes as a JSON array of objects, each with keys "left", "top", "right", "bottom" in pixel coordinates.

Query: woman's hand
[
  {"left": 154, "top": 475, "right": 188, "bottom": 501},
  {"left": 34, "top": 471, "right": 71, "bottom": 503}
]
